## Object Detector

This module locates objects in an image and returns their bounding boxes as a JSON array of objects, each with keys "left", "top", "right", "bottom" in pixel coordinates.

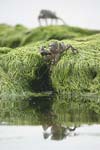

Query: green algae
[
  {"left": 20, "top": 25, "right": 100, "bottom": 46},
  {"left": 0, "top": 24, "right": 100, "bottom": 48},
  {"left": 0, "top": 47, "right": 13, "bottom": 54},
  {"left": 0, "top": 24, "right": 28, "bottom": 48},
  {"left": 0, "top": 45, "right": 47, "bottom": 100},
  {"left": 51, "top": 34, "right": 100, "bottom": 94},
  {"left": 0, "top": 24, "right": 100, "bottom": 100}
]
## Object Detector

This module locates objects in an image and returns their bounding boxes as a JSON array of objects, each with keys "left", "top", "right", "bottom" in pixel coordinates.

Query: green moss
[
  {"left": 51, "top": 34, "right": 100, "bottom": 94},
  {"left": 0, "top": 24, "right": 100, "bottom": 48},
  {"left": 21, "top": 25, "right": 100, "bottom": 46},
  {"left": 0, "top": 24, "right": 100, "bottom": 100},
  {"left": 0, "top": 47, "right": 13, "bottom": 54},
  {"left": 0, "top": 24, "right": 28, "bottom": 48},
  {"left": 0, "top": 24, "right": 12, "bottom": 32},
  {"left": 1, "top": 34, "right": 100, "bottom": 100},
  {"left": 0, "top": 45, "right": 47, "bottom": 100}
]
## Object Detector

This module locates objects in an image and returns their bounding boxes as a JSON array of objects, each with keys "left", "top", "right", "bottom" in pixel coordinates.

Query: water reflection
[
  {"left": 0, "top": 93, "right": 100, "bottom": 141},
  {"left": 43, "top": 125, "right": 76, "bottom": 140}
]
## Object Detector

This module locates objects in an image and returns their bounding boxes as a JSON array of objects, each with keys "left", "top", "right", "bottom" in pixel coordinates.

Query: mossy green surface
[
  {"left": 0, "top": 24, "right": 28, "bottom": 48},
  {"left": 0, "top": 45, "right": 46, "bottom": 100},
  {"left": 0, "top": 24, "right": 100, "bottom": 48},
  {"left": 0, "top": 24, "right": 100, "bottom": 100},
  {"left": 20, "top": 25, "right": 100, "bottom": 46},
  {"left": 51, "top": 34, "right": 100, "bottom": 94},
  {"left": 0, "top": 47, "right": 13, "bottom": 54}
]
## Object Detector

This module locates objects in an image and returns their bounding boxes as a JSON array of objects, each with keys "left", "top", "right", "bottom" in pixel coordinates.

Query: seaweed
[
  {"left": 0, "top": 24, "right": 100, "bottom": 48},
  {"left": 0, "top": 24, "right": 100, "bottom": 101},
  {"left": 51, "top": 34, "right": 100, "bottom": 94}
]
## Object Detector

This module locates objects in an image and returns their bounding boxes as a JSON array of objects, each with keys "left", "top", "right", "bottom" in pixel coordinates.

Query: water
[
  {"left": 0, "top": 94, "right": 100, "bottom": 150},
  {"left": 0, "top": 125, "right": 100, "bottom": 150}
]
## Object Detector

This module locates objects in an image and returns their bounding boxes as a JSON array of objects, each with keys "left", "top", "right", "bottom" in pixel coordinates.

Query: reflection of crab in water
[
  {"left": 43, "top": 124, "right": 77, "bottom": 140},
  {"left": 40, "top": 42, "right": 78, "bottom": 65}
]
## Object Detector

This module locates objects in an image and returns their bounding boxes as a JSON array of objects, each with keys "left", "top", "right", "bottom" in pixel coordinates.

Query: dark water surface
[{"left": 0, "top": 94, "right": 100, "bottom": 150}]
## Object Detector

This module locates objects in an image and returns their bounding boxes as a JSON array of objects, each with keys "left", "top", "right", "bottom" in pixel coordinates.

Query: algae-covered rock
[
  {"left": 1, "top": 34, "right": 100, "bottom": 100},
  {"left": 0, "top": 24, "right": 100, "bottom": 101},
  {"left": 21, "top": 25, "right": 100, "bottom": 46},
  {"left": 0, "top": 47, "right": 13, "bottom": 54},
  {"left": 51, "top": 34, "right": 100, "bottom": 94},
  {"left": 0, "top": 24, "right": 100, "bottom": 48},
  {"left": 0, "top": 45, "right": 46, "bottom": 100},
  {"left": 0, "top": 24, "right": 28, "bottom": 48}
]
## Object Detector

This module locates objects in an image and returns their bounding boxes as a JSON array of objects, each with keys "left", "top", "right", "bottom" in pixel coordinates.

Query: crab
[
  {"left": 40, "top": 42, "right": 78, "bottom": 64},
  {"left": 38, "top": 9, "right": 66, "bottom": 26}
]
